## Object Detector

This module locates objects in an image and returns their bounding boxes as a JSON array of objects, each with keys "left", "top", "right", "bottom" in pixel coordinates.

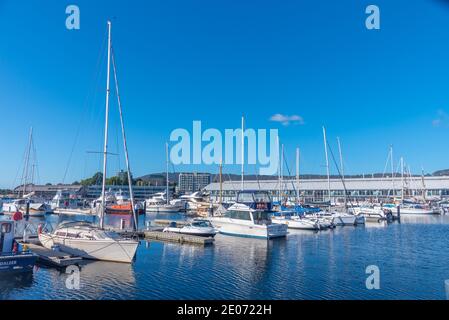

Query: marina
[
  {"left": 1, "top": 213, "right": 449, "bottom": 299},
  {"left": 2, "top": 1, "right": 449, "bottom": 304}
]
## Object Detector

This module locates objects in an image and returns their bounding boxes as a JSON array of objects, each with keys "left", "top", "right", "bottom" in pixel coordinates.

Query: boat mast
[
  {"left": 21, "top": 127, "right": 33, "bottom": 197},
  {"left": 322, "top": 126, "right": 331, "bottom": 204},
  {"left": 166, "top": 142, "right": 169, "bottom": 205},
  {"left": 219, "top": 159, "right": 223, "bottom": 205},
  {"left": 280, "top": 143, "right": 284, "bottom": 204},
  {"left": 111, "top": 40, "right": 138, "bottom": 231},
  {"left": 296, "top": 147, "right": 300, "bottom": 204},
  {"left": 100, "top": 21, "right": 112, "bottom": 230},
  {"left": 421, "top": 166, "right": 426, "bottom": 200},
  {"left": 241, "top": 116, "right": 244, "bottom": 191},
  {"left": 390, "top": 145, "right": 395, "bottom": 199},
  {"left": 277, "top": 136, "right": 281, "bottom": 202},
  {"left": 400, "top": 156, "right": 404, "bottom": 203},
  {"left": 337, "top": 137, "right": 346, "bottom": 207}
]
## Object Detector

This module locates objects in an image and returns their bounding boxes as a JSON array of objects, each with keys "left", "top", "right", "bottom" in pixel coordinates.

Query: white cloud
[
  {"left": 432, "top": 109, "right": 449, "bottom": 127},
  {"left": 269, "top": 114, "right": 304, "bottom": 126}
]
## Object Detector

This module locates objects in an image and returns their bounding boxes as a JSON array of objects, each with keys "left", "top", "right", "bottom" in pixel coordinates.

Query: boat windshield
[
  {"left": 191, "top": 221, "right": 212, "bottom": 228},
  {"left": 252, "top": 211, "right": 271, "bottom": 225},
  {"left": 253, "top": 192, "right": 271, "bottom": 203}
]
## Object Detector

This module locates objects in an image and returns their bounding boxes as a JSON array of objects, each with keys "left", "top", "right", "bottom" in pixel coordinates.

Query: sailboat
[
  {"left": 145, "top": 143, "right": 185, "bottom": 212},
  {"left": 2, "top": 128, "right": 52, "bottom": 217},
  {"left": 38, "top": 21, "right": 139, "bottom": 263}
]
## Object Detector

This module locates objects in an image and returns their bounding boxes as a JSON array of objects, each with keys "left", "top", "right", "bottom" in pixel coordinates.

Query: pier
[
  {"left": 18, "top": 240, "right": 83, "bottom": 268},
  {"left": 143, "top": 230, "right": 214, "bottom": 245}
]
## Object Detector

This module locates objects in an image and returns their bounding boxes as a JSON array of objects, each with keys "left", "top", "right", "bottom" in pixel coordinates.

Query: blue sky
[{"left": 1, "top": 0, "right": 449, "bottom": 188}]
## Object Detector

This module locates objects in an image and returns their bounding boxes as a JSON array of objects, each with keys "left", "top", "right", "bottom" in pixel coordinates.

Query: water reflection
[{"left": 0, "top": 272, "right": 34, "bottom": 299}]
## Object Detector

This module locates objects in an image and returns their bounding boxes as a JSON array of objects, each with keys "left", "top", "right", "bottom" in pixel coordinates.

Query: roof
[{"left": 204, "top": 176, "right": 449, "bottom": 191}]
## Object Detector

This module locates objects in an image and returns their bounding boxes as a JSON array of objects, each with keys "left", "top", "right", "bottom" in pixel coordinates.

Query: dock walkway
[
  {"left": 18, "top": 241, "right": 83, "bottom": 268},
  {"left": 143, "top": 231, "right": 214, "bottom": 245}
]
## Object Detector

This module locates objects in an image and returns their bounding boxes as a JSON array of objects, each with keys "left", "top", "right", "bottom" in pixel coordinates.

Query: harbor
[
  {"left": 1, "top": 213, "right": 449, "bottom": 300},
  {"left": 2, "top": 0, "right": 449, "bottom": 305}
]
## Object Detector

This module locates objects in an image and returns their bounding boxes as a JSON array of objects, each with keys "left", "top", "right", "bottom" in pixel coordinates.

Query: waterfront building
[
  {"left": 178, "top": 173, "right": 211, "bottom": 194},
  {"left": 204, "top": 176, "right": 449, "bottom": 203}
]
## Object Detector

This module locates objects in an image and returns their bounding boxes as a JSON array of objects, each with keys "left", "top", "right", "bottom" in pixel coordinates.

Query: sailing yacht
[{"left": 38, "top": 21, "right": 139, "bottom": 263}]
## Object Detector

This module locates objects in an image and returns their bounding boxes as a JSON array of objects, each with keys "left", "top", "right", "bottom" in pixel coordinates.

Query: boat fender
[
  {"left": 12, "top": 241, "right": 18, "bottom": 254},
  {"left": 37, "top": 224, "right": 43, "bottom": 235},
  {"left": 12, "top": 211, "right": 23, "bottom": 221}
]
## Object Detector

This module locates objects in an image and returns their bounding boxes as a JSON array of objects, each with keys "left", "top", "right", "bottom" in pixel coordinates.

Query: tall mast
[
  {"left": 111, "top": 42, "right": 138, "bottom": 231},
  {"left": 277, "top": 136, "right": 281, "bottom": 202},
  {"left": 337, "top": 137, "right": 346, "bottom": 207},
  {"left": 241, "top": 116, "right": 244, "bottom": 191},
  {"left": 296, "top": 147, "right": 300, "bottom": 204},
  {"left": 22, "top": 127, "right": 33, "bottom": 197},
  {"left": 219, "top": 159, "right": 223, "bottom": 204},
  {"left": 280, "top": 144, "right": 284, "bottom": 203},
  {"left": 166, "top": 142, "right": 169, "bottom": 205},
  {"left": 421, "top": 166, "right": 426, "bottom": 200},
  {"left": 322, "top": 126, "right": 331, "bottom": 204},
  {"left": 400, "top": 156, "right": 404, "bottom": 202},
  {"left": 390, "top": 145, "right": 395, "bottom": 199},
  {"left": 100, "top": 21, "right": 112, "bottom": 229}
]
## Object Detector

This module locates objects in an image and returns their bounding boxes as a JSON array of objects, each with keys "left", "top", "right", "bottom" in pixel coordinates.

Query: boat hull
[
  {"left": 209, "top": 218, "right": 287, "bottom": 239},
  {"left": 0, "top": 253, "right": 37, "bottom": 273},
  {"left": 38, "top": 233, "right": 139, "bottom": 263}
]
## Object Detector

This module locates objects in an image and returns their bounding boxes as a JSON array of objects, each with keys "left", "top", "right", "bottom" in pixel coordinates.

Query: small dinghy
[{"left": 163, "top": 219, "right": 218, "bottom": 238}]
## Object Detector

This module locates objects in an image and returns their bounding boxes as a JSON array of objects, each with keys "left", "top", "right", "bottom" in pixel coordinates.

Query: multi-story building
[{"left": 178, "top": 173, "right": 211, "bottom": 194}]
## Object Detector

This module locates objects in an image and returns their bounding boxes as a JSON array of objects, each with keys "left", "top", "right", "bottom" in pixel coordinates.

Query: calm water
[{"left": 1, "top": 213, "right": 449, "bottom": 300}]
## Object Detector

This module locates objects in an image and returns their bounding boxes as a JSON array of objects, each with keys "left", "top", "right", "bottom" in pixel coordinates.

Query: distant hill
[
  {"left": 432, "top": 169, "right": 449, "bottom": 176},
  {"left": 136, "top": 171, "right": 430, "bottom": 184}
]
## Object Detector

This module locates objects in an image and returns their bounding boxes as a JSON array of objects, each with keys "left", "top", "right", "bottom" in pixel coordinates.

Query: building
[
  {"left": 178, "top": 173, "right": 211, "bottom": 194},
  {"left": 13, "top": 184, "right": 86, "bottom": 199},
  {"left": 204, "top": 176, "right": 449, "bottom": 203},
  {"left": 85, "top": 185, "right": 175, "bottom": 200}
]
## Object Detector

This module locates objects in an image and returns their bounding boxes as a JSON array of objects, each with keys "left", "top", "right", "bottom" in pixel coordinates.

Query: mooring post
[
  {"left": 397, "top": 205, "right": 401, "bottom": 222},
  {"left": 445, "top": 280, "right": 449, "bottom": 300},
  {"left": 120, "top": 218, "right": 126, "bottom": 230},
  {"left": 25, "top": 201, "right": 30, "bottom": 220}
]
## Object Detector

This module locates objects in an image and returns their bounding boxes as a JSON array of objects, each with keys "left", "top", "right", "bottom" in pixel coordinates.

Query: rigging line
[
  {"left": 62, "top": 29, "right": 108, "bottom": 184},
  {"left": 326, "top": 139, "right": 357, "bottom": 208}
]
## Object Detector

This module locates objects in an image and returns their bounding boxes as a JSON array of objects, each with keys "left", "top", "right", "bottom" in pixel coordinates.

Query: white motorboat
[
  {"left": 330, "top": 212, "right": 357, "bottom": 226},
  {"left": 272, "top": 214, "right": 320, "bottom": 231},
  {"left": 2, "top": 198, "right": 51, "bottom": 217},
  {"left": 209, "top": 202, "right": 288, "bottom": 239},
  {"left": 145, "top": 193, "right": 185, "bottom": 212},
  {"left": 349, "top": 206, "right": 393, "bottom": 222},
  {"left": 38, "top": 221, "right": 138, "bottom": 263},
  {"left": 163, "top": 219, "right": 218, "bottom": 237}
]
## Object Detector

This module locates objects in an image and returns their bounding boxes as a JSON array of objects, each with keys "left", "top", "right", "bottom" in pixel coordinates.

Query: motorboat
[
  {"left": 0, "top": 220, "right": 37, "bottom": 273},
  {"left": 208, "top": 191, "right": 288, "bottom": 239},
  {"left": 145, "top": 193, "right": 185, "bottom": 212},
  {"left": 38, "top": 221, "right": 139, "bottom": 263},
  {"left": 163, "top": 219, "right": 218, "bottom": 237},
  {"left": 2, "top": 197, "right": 52, "bottom": 217},
  {"left": 349, "top": 206, "right": 393, "bottom": 222},
  {"left": 272, "top": 213, "right": 320, "bottom": 231}
]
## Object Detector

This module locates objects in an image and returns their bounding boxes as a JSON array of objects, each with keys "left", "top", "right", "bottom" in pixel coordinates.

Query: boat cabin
[
  {"left": 0, "top": 221, "right": 14, "bottom": 254},
  {"left": 236, "top": 190, "right": 272, "bottom": 212}
]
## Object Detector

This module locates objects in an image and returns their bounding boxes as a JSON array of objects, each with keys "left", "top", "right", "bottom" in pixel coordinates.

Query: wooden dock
[
  {"left": 144, "top": 231, "right": 214, "bottom": 246},
  {"left": 18, "top": 241, "right": 83, "bottom": 268}
]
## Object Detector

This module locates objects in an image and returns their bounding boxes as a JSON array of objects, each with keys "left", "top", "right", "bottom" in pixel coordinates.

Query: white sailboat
[{"left": 38, "top": 21, "right": 139, "bottom": 263}]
